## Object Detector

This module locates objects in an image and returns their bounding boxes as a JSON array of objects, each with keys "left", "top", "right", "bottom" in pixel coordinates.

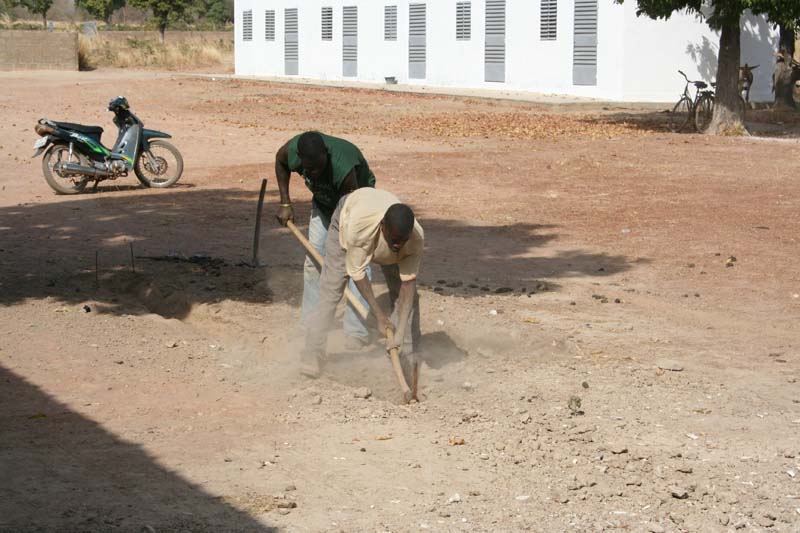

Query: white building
[{"left": 233, "top": 0, "right": 778, "bottom": 103}]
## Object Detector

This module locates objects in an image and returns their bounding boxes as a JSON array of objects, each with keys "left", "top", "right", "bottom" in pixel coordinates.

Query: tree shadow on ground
[
  {"left": 0, "top": 365, "right": 274, "bottom": 532},
  {"left": 80, "top": 182, "right": 198, "bottom": 194},
  {"left": 583, "top": 108, "right": 800, "bottom": 137},
  {"left": 0, "top": 187, "right": 642, "bottom": 318},
  {"left": 580, "top": 110, "right": 672, "bottom": 134},
  {"left": 420, "top": 217, "right": 640, "bottom": 297},
  {"left": 745, "top": 109, "right": 800, "bottom": 138}
]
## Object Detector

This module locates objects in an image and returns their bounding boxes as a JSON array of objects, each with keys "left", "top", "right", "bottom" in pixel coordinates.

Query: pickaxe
[{"left": 285, "top": 219, "right": 418, "bottom": 403}]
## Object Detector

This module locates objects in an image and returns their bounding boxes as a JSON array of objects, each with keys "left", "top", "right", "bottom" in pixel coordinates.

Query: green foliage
[
  {"left": 12, "top": 0, "right": 53, "bottom": 19},
  {"left": 193, "top": 0, "right": 232, "bottom": 27},
  {"left": 617, "top": 0, "right": 800, "bottom": 30},
  {"left": 756, "top": 0, "right": 800, "bottom": 30},
  {"left": 126, "top": 36, "right": 155, "bottom": 53},
  {"left": 76, "top": 0, "right": 126, "bottom": 23},
  {"left": 129, "top": 0, "right": 192, "bottom": 37}
]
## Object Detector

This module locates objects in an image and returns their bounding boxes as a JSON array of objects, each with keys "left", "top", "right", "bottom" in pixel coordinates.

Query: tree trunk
[
  {"left": 706, "top": 21, "right": 746, "bottom": 135},
  {"left": 779, "top": 24, "right": 795, "bottom": 59},
  {"left": 159, "top": 22, "right": 166, "bottom": 44},
  {"left": 42, "top": 13, "right": 47, "bottom": 29},
  {"left": 773, "top": 50, "right": 799, "bottom": 110}
]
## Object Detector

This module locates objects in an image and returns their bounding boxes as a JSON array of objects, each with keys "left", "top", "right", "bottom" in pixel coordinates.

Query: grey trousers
[{"left": 303, "top": 197, "right": 421, "bottom": 360}]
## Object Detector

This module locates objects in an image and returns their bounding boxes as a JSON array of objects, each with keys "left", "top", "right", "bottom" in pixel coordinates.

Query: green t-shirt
[{"left": 287, "top": 132, "right": 376, "bottom": 219}]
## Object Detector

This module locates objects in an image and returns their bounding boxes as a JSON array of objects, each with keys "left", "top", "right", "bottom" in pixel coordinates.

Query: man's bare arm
[
  {"left": 353, "top": 276, "right": 392, "bottom": 335},
  {"left": 275, "top": 141, "right": 294, "bottom": 226},
  {"left": 338, "top": 168, "right": 358, "bottom": 195},
  {"left": 389, "top": 279, "right": 416, "bottom": 352}
]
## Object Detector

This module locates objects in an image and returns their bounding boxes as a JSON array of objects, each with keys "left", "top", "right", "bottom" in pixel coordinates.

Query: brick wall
[{"left": 0, "top": 31, "right": 78, "bottom": 71}]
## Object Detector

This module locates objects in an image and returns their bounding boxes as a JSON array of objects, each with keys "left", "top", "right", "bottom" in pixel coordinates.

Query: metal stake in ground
[
  {"left": 251, "top": 178, "right": 268, "bottom": 267},
  {"left": 285, "top": 220, "right": 417, "bottom": 403},
  {"left": 129, "top": 242, "right": 135, "bottom": 273}
]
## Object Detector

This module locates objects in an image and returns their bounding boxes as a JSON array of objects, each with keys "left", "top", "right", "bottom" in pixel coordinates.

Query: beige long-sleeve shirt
[{"left": 338, "top": 189, "right": 424, "bottom": 282}]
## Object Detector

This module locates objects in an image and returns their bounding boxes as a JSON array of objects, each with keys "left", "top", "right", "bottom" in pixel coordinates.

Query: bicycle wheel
[
  {"left": 669, "top": 97, "right": 693, "bottom": 133},
  {"left": 694, "top": 94, "right": 714, "bottom": 133}
]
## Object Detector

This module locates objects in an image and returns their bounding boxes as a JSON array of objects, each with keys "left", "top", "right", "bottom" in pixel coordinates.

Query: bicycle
[{"left": 669, "top": 70, "right": 714, "bottom": 133}]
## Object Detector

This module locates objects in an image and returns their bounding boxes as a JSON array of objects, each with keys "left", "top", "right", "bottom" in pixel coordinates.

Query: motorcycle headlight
[{"left": 35, "top": 123, "right": 54, "bottom": 136}]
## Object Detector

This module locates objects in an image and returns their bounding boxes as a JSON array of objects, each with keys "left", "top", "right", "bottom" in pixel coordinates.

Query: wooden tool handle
[
  {"left": 386, "top": 328, "right": 413, "bottom": 402},
  {"left": 286, "top": 220, "right": 414, "bottom": 403},
  {"left": 286, "top": 220, "right": 369, "bottom": 320},
  {"left": 286, "top": 219, "right": 323, "bottom": 264}
]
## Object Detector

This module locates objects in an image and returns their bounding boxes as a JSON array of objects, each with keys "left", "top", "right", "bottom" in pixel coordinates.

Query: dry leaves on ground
[{"left": 384, "top": 111, "right": 650, "bottom": 140}]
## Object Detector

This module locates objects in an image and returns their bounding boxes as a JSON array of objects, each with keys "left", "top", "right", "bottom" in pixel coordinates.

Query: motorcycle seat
[{"left": 53, "top": 121, "right": 104, "bottom": 136}]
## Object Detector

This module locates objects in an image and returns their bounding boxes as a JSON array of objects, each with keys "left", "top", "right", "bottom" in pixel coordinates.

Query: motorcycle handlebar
[{"left": 111, "top": 108, "right": 143, "bottom": 127}]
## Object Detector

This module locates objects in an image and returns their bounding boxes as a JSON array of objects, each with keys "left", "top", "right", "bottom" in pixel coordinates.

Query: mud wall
[{"left": 0, "top": 30, "right": 78, "bottom": 71}]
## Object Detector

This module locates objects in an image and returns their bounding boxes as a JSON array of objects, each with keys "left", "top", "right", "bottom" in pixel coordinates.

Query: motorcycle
[{"left": 32, "top": 96, "right": 183, "bottom": 194}]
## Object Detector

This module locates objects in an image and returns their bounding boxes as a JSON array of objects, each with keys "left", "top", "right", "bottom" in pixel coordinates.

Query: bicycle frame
[
  {"left": 677, "top": 70, "right": 712, "bottom": 109},
  {"left": 678, "top": 71, "right": 692, "bottom": 102}
]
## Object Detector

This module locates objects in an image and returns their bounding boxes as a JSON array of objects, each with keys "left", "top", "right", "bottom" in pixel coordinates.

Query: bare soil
[{"left": 1, "top": 69, "right": 799, "bottom": 533}]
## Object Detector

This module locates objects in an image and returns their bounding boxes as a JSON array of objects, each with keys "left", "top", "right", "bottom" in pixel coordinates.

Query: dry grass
[
  {"left": 0, "top": 17, "right": 81, "bottom": 30},
  {"left": 78, "top": 34, "right": 232, "bottom": 70}
]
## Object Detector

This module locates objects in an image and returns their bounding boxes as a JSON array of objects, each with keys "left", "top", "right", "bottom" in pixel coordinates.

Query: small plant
[
  {"left": 78, "top": 33, "right": 93, "bottom": 70},
  {"left": 126, "top": 37, "right": 155, "bottom": 54}
]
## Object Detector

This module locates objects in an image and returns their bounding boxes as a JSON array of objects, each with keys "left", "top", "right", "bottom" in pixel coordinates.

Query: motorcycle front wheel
[
  {"left": 134, "top": 140, "right": 184, "bottom": 188},
  {"left": 42, "top": 143, "right": 89, "bottom": 195}
]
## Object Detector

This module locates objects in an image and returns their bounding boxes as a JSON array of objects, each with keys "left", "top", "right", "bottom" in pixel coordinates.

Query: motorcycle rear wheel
[
  {"left": 42, "top": 143, "right": 89, "bottom": 195},
  {"left": 134, "top": 140, "right": 184, "bottom": 188}
]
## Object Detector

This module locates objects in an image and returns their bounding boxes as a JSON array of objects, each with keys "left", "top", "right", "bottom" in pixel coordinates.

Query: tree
[
  {"left": 76, "top": 0, "right": 126, "bottom": 24},
  {"left": 779, "top": 22, "right": 795, "bottom": 57},
  {"left": 13, "top": 0, "right": 53, "bottom": 28},
  {"left": 129, "top": 0, "right": 192, "bottom": 43},
  {"left": 207, "top": 0, "right": 233, "bottom": 26},
  {"left": 195, "top": 0, "right": 233, "bottom": 27},
  {"left": 771, "top": 19, "right": 799, "bottom": 109},
  {"left": 618, "top": 0, "right": 800, "bottom": 134},
  {"left": 773, "top": 48, "right": 799, "bottom": 110}
]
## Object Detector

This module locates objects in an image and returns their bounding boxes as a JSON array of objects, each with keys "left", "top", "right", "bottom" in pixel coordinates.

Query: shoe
[
  {"left": 344, "top": 335, "right": 371, "bottom": 351},
  {"left": 299, "top": 353, "right": 322, "bottom": 379}
]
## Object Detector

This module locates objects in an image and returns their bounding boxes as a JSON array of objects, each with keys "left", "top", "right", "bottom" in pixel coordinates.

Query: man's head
[
  {"left": 381, "top": 203, "right": 415, "bottom": 253},
  {"left": 297, "top": 131, "right": 328, "bottom": 180}
]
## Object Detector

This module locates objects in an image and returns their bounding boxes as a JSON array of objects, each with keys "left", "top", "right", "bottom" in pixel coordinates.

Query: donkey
[{"left": 739, "top": 63, "right": 759, "bottom": 102}]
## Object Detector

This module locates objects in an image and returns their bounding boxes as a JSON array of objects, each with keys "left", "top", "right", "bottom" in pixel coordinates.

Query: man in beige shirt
[{"left": 302, "top": 188, "right": 424, "bottom": 378}]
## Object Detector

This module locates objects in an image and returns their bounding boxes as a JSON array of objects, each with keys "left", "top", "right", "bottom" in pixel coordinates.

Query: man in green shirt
[{"left": 275, "top": 131, "right": 376, "bottom": 346}]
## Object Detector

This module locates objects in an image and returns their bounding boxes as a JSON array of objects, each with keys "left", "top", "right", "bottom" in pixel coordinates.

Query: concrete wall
[
  {"left": 740, "top": 14, "right": 781, "bottom": 102},
  {"left": 234, "top": 0, "right": 779, "bottom": 102},
  {"left": 0, "top": 30, "right": 78, "bottom": 71}
]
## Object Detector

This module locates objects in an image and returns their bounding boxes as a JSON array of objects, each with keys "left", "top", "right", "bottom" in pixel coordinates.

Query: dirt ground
[{"left": 1, "top": 70, "right": 799, "bottom": 533}]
